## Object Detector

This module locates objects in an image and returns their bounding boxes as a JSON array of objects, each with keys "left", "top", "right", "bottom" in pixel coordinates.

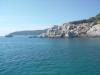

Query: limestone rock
[{"left": 87, "top": 24, "right": 100, "bottom": 37}]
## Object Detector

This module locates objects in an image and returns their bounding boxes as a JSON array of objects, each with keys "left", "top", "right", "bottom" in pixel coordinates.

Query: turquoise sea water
[{"left": 0, "top": 37, "right": 100, "bottom": 75}]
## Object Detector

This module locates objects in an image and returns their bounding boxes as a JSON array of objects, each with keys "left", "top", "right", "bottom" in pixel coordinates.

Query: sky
[{"left": 0, "top": 0, "right": 100, "bottom": 36}]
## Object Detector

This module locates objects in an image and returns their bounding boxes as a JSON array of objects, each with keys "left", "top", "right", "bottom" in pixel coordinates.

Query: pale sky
[{"left": 0, "top": 0, "right": 100, "bottom": 36}]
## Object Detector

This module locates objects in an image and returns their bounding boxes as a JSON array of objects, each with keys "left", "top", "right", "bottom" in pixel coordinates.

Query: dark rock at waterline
[{"left": 5, "top": 35, "right": 13, "bottom": 38}]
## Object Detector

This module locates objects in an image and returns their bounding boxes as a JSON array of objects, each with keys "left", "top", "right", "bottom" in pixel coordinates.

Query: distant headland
[{"left": 6, "top": 13, "right": 100, "bottom": 38}]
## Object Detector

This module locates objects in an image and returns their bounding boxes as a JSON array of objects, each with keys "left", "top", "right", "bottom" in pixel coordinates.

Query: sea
[{"left": 0, "top": 37, "right": 100, "bottom": 75}]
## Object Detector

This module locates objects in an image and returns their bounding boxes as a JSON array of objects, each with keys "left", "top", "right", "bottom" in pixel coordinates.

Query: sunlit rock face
[
  {"left": 46, "top": 24, "right": 69, "bottom": 38},
  {"left": 45, "top": 22, "right": 95, "bottom": 38},
  {"left": 87, "top": 24, "right": 100, "bottom": 37},
  {"left": 39, "top": 22, "right": 95, "bottom": 38},
  {"left": 45, "top": 23, "right": 100, "bottom": 38},
  {"left": 46, "top": 25, "right": 62, "bottom": 38},
  {"left": 40, "top": 12, "right": 100, "bottom": 38},
  {"left": 64, "top": 23, "right": 92, "bottom": 38}
]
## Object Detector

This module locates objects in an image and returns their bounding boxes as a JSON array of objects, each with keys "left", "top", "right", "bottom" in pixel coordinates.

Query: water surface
[{"left": 0, "top": 37, "right": 100, "bottom": 75}]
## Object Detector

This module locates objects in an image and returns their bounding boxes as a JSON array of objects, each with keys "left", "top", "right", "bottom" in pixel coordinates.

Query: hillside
[{"left": 5, "top": 29, "right": 47, "bottom": 37}]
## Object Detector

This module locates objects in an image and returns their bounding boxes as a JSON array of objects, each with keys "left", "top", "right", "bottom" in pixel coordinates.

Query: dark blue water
[{"left": 0, "top": 37, "right": 100, "bottom": 75}]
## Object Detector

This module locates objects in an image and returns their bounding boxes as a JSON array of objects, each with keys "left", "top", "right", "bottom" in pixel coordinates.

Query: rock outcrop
[
  {"left": 87, "top": 24, "right": 100, "bottom": 37},
  {"left": 44, "top": 22, "right": 93, "bottom": 38},
  {"left": 40, "top": 13, "right": 100, "bottom": 38}
]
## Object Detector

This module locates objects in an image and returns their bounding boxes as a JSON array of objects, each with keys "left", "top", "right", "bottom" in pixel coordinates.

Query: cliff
[
  {"left": 41, "top": 13, "right": 100, "bottom": 38},
  {"left": 87, "top": 24, "right": 100, "bottom": 37}
]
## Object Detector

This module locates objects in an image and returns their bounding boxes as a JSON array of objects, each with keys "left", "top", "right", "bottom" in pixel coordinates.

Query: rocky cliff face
[
  {"left": 87, "top": 24, "right": 100, "bottom": 37},
  {"left": 45, "top": 23, "right": 93, "bottom": 38},
  {"left": 42, "top": 22, "right": 100, "bottom": 38},
  {"left": 40, "top": 13, "right": 100, "bottom": 38}
]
